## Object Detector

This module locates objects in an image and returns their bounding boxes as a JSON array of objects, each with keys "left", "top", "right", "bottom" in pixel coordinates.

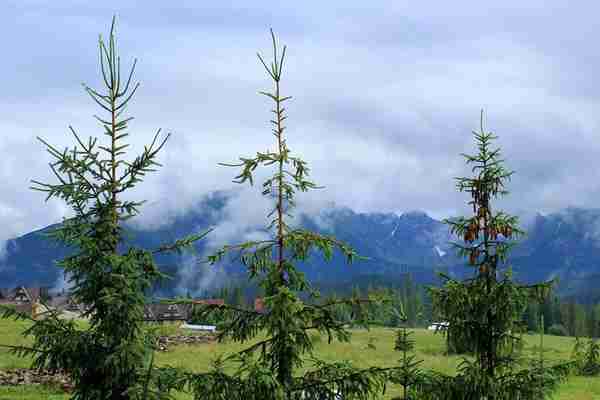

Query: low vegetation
[{"left": 1, "top": 318, "right": 600, "bottom": 399}]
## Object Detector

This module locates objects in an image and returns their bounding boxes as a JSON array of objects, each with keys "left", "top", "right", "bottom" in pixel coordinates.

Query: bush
[
  {"left": 572, "top": 336, "right": 600, "bottom": 376},
  {"left": 0, "top": 304, "right": 16, "bottom": 311},
  {"left": 548, "top": 324, "right": 569, "bottom": 336}
]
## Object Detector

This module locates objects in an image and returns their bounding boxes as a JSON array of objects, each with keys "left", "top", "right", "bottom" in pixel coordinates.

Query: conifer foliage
[
  {"left": 527, "top": 286, "right": 568, "bottom": 396},
  {"left": 430, "top": 111, "right": 528, "bottom": 364},
  {"left": 0, "top": 17, "right": 208, "bottom": 400},
  {"left": 155, "top": 29, "right": 394, "bottom": 400},
  {"left": 389, "top": 305, "right": 423, "bottom": 400},
  {"left": 418, "top": 111, "right": 563, "bottom": 399},
  {"left": 572, "top": 335, "right": 600, "bottom": 376}
]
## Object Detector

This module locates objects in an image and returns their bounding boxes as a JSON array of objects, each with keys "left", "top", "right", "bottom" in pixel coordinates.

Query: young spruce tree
[
  {"left": 571, "top": 333, "right": 600, "bottom": 376},
  {"left": 0, "top": 18, "right": 208, "bottom": 400},
  {"left": 528, "top": 283, "right": 568, "bottom": 395},
  {"left": 157, "top": 30, "right": 394, "bottom": 400},
  {"left": 389, "top": 304, "right": 423, "bottom": 400},
  {"left": 417, "top": 111, "right": 564, "bottom": 399}
]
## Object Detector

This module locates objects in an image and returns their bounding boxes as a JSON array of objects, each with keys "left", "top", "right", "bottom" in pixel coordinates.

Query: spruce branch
[
  {"left": 15, "top": 16, "right": 210, "bottom": 400},
  {"left": 175, "top": 28, "right": 380, "bottom": 400}
]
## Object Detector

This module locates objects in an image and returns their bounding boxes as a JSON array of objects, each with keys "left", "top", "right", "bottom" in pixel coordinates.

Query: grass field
[{"left": 1, "top": 318, "right": 599, "bottom": 400}]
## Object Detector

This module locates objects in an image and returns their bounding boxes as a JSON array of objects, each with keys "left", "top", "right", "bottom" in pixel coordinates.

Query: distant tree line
[
  {"left": 193, "top": 273, "right": 428, "bottom": 328},
  {"left": 522, "top": 295, "right": 600, "bottom": 338},
  {"left": 194, "top": 274, "right": 600, "bottom": 339}
]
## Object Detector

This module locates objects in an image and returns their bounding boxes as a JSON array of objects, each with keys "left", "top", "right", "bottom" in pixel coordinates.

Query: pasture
[{"left": 1, "top": 318, "right": 598, "bottom": 399}]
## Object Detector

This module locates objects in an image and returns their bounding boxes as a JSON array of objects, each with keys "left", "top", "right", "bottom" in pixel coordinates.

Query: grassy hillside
[{"left": 1, "top": 318, "right": 599, "bottom": 400}]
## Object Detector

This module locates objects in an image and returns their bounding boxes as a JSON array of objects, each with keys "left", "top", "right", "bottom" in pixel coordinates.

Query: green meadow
[{"left": 1, "top": 318, "right": 599, "bottom": 400}]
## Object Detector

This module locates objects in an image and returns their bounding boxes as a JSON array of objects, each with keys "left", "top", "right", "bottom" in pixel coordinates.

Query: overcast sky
[{"left": 2, "top": 1, "right": 599, "bottom": 248}]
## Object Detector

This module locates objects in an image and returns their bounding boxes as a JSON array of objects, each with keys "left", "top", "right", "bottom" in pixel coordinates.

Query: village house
[
  {"left": 142, "top": 298, "right": 228, "bottom": 324},
  {"left": 0, "top": 286, "right": 52, "bottom": 317},
  {"left": 1, "top": 289, "right": 265, "bottom": 322},
  {"left": 0, "top": 286, "right": 50, "bottom": 304},
  {"left": 0, "top": 287, "right": 91, "bottom": 320},
  {"left": 193, "top": 299, "right": 225, "bottom": 307},
  {"left": 254, "top": 297, "right": 266, "bottom": 313},
  {"left": 143, "top": 303, "right": 194, "bottom": 324},
  {"left": 142, "top": 296, "right": 274, "bottom": 326},
  {"left": 49, "top": 295, "right": 90, "bottom": 314},
  {"left": 48, "top": 295, "right": 69, "bottom": 309}
]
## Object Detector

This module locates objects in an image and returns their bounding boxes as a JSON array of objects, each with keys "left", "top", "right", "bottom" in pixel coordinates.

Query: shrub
[{"left": 571, "top": 336, "right": 600, "bottom": 376}]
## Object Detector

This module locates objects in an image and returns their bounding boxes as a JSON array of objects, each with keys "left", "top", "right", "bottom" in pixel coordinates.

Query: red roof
[
  {"left": 254, "top": 297, "right": 265, "bottom": 313},
  {"left": 192, "top": 299, "right": 225, "bottom": 306}
]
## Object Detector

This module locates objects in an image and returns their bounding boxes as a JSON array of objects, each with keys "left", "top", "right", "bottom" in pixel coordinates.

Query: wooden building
[
  {"left": 254, "top": 297, "right": 266, "bottom": 314},
  {"left": 0, "top": 286, "right": 50, "bottom": 304},
  {"left": 192, "top": 299, "right": 225, "bottom": 307},
  {"left": 143, "top": 303, "right": 193, "bottom": 323}
]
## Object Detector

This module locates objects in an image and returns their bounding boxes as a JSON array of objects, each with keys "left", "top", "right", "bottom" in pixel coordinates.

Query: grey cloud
[
  {"left": 2, "top": 2, "right": 600, "bottom": 248},
  {"left": 51, "top": 272, "right": 74, "bottom": 295},
  {"left": 173, "top": 252, "right": 227, "bottom": 298}
]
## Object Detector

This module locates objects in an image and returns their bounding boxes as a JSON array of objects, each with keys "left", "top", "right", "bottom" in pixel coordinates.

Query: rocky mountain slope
[{"left": 1, "top": 192, "right": 600, "bottom": 302}]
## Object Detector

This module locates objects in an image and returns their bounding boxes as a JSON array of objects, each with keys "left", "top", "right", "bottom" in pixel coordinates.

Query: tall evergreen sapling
[
  {"left": 0, "top": 18, "right": 209, "bottom": 400},
  {"left": 389, "top": 305, "right": 423, "bottom": 400},
  {"left": 158, "top": 29, "right": 394, "bottom": 400},
  {"left": 430, "top": 111, "right": 528, "bottom": 363},
  {"left": 528, "top": 285, "right": 566, "bottom": 395},
  {"left": 418, "top": 111, "right": 562, "bottom": 399},
  {"left": 571, "top": 334, "right": 600, "bottom": 376}
]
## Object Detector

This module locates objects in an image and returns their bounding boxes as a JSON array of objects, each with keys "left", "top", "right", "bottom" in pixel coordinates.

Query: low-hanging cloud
[
  {"left": 2, "top": 1, "right": 600, "bottom": 252},
  {"left": 173, "top": 252, "right": 228, "bottom": 298},
  {"left": 51, "top": 271, "right": 74, "bottom": 296}
]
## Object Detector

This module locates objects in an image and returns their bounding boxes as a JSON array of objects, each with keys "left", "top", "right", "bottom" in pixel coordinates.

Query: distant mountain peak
[
  {"left": 399, "top": 210, "right": 430, "bottom": 219},
  {"left": 434, "top": 245, "right": 447, "bottom": 257},
  {"left": 6, "top": 195, "right": 600, "bottom": 303}
]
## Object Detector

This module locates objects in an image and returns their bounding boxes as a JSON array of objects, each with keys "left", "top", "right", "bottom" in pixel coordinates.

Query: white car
[{"left": 427, "top": 321, "right": 449, "bottom": 331}]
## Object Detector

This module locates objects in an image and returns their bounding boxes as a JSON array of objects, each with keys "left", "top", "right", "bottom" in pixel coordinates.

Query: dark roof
[
  {"left": 3, "top": 287, "right": 49, "bottom": 303},
  {"left": 143, "top": 303, "right": 193, "bottom": 321},
  {"left": 254, "top": 297, "right": 266, "bottom": 313},
  {"left": 65, "top": 299, "right": 90, "bottom": 313},
  {"left": 1, "top": 287, "right": 29, "bottom": 302},
  {"left": 42, "top": 294, "right": 88, "bottom": 313}
]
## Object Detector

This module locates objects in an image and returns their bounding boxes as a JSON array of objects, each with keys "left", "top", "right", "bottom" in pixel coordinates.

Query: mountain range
[{"left": 1, "top": 191, "right": 600, "bottom": 303}]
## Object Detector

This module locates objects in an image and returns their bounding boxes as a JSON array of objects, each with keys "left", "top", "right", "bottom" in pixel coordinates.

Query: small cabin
[
  {"left": 143, "top": 303, "right": 193, "bottom": 323},
  {"left": 0, "top": 286, "right": 49, "bottom": 304},
  {"left": 192, "top": 299, "right": 225, "bottom": 307}
]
